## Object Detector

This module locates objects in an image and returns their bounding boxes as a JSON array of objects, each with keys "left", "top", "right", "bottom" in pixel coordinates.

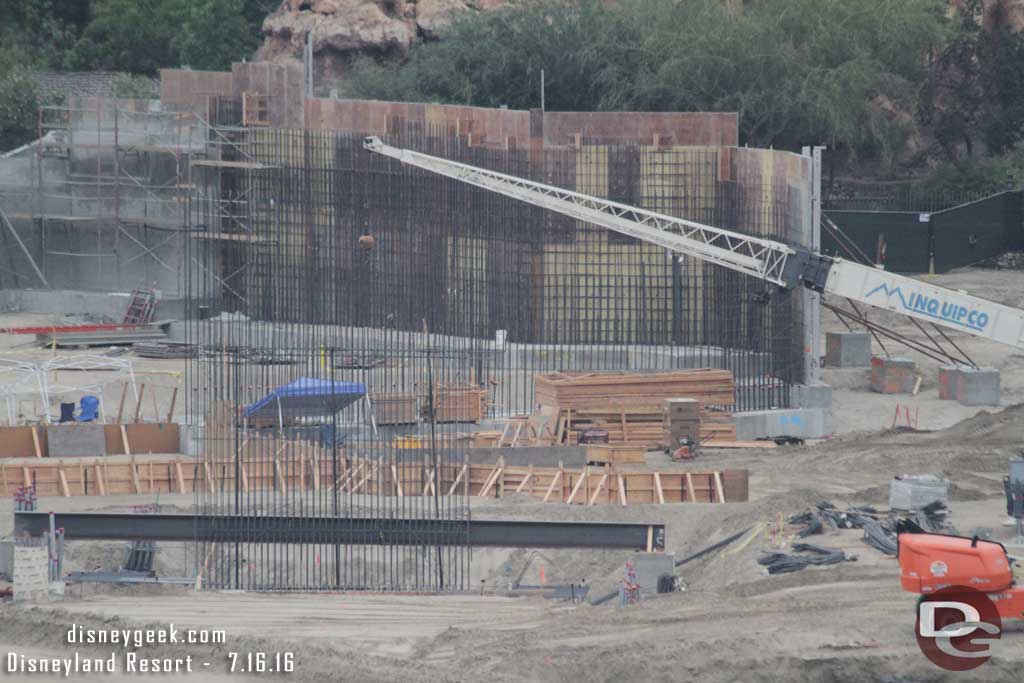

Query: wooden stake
[
  {"left": 203, "top": 460, "right": 214, "bottom": 492},
  {"left": 30, "top": 427, "right": 42, "bottom": 458},
  {"left": 273, "top": 456, "right": 286, "bottom": 493},
  {"left": 22, "top": 466, "right": 30, "bottom": 488},
  {"left": 174, "top": 460, "right": 186, "bottom": 493},
  {"left": 310, "top": 450, "right": 321, "bottom": 491},
  {"left": 116, "top": 383, "right": 129, "bottom": 424},
  {"left": 58, "top": 467, "right": 70, "bottom": 497},
  {"left": 542, "top": 469, "right": 562, "bottom": 503},
  {"left": 120, "top": 425, "right": 131, "bottom": 455},
  {"left": 714, "top": 471, "right": 726, "bottom": 503},
  {"left": 151, "top": 391, "right": 159, "bottom": 425},
  {"left": 587, "top": 468, "right": 608, "bottom": 506},
  {"left": 646, "top": 526, "right": 654, "bottom": 553},
  {"left": 166, "top": 387, "right": 178, "bottom": 423},
  {"left": 129, "top": 457, "right": 141, "bottom": 493},
  {"left": 447, "top": 463, "right": 467, "bottom": 496},
  {"left": 566, "top": 466, "right": 589, "bottom": 505},
  {"left": 239, "top": 459, "right": 249, "bottom": 493},
  {"left": 515, "top": 465, "right": 533, "bottom": 493},
  {"left": 617, "top": 472, "right": 627, "bottom": 506},
  {"left": 195, "top": 542, "right": 216, "bottom": 591},
  {"left": 133, "top": 383, "right": 146, "bottom": 423},
  {"left": 479, "top": 457, "right": 504, "bottom": 498},
  {"left": 391, "top": 461, "right": 403, "bottom": 497},
  {"left": 685, "top": 472, "right": 697, "bottom": 502},
  {"left": 653, "top": 471, "right": 665, "bottom": 504},
  {"left": 353, "top": 463, "right": 376, "bottom": 493},
  {"left": 94, "top": 463, "right": 105, "bottom": 496}
]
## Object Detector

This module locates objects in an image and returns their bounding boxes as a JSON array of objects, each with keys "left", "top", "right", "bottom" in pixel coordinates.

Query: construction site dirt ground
[
  {"left": 2, "top": 404, "right": 1023, "bottom": 681},
  {"left": 1, "top": 266, "right": 1023, "bottom": 681}
]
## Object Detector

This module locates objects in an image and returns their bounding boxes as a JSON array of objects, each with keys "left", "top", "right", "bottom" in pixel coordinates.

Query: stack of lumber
[{"left": 532, "top": 370, "right": 736, "bottom": 445}]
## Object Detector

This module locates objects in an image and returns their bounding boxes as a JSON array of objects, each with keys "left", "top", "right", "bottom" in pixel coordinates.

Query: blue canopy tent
[{"left": 243, "top": 378, "right": 368, "bottom": 427}]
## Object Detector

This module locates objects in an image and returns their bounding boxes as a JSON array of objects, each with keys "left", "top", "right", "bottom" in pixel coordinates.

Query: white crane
[{"left": 363, "top": 137, "right": 1024, "bottom": 351}]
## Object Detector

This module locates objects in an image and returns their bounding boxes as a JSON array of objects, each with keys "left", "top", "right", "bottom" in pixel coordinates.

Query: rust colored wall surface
[
  {"left": 541, "top": 111, "right": 739, "bottom": 147},
  {"left": 303, "top": 98, "right": 739, "bottom": 147}
]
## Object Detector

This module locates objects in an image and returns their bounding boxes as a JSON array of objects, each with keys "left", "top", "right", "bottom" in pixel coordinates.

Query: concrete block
[
  {"left": 734, "top": 408, "right": 832, "bottom": 440},
  {"left": 870, "top": 357, "right": 917, "bottom": 394},
  {"left": 956, "top": 367, "right": 1000, "bottom": 406},
  {"left": 790, "top": 383, "right": 833, "bottom": 409},
  {"left": 13, "top": 545, "right": 48, "bottom": 602},
  {"left": 46, "top": 424, "right": 107, "bottom": 457},
  {"left": 630, "top": 552, "right": 675, "bottom": 595},
  {"left": 938, "top": 366, "right": 960, "bottom": 400},
  {"left": 890, "top": 475, "right": 949, "bottom": 511},
  {"left": 825, "top": 332, "right": 872, "bottom": 368}
]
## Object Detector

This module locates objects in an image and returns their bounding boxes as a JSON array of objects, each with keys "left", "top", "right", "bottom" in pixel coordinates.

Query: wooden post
[
  {"left": 587, "top": 467, "right": 608, "bottom": 506},
  {"left": 133, "top": 383, "right": 146, "bottom": 423},
  {"left": 203, "top": 460, "right": 214, "bottom": 492},
  {"left": 309, "top": 449, "right": 320, "bottom": 491},
  {"left": 447, "top": 463, "right": 467, "bottom": 496},
  {"left": 273, "top": 456, "right": 286, "bottom": 493},
  {"left": 30, "top": 427, "right": 42, "bottom": 458},
  {"left": 566, "top": 466, "right": 588, "bottom": 505},
  {"left": 239, "top": 459, "right": 249, "bottom": 493},
  {"left": 129, "top": 456, "right": 141, "bottom": 493},
  {"left": 479, "top": 457, "right": 504, "bottom": 498},
  {"left": 195, "top": 542, "right": 216, "bottom": 591},
  {"left": 94, "top": 463, "right": 106, "bottom": 496},
  {"left": 515, "top": 465, "right": 533, "bottom": 494},
  {"left": 58, "top": 466, "right": 70, "bottom": 497},
  {"left": 22, "top": 466, "right": 31, "bottom": 488},
  {"left": 617, "top": 472, "right": 627, "bottom": 506},
  {"left": 116, "top": 383, "right": 129, "bottom": 424},
  {"left": 391, "top": 460, "right": 403, "bottom": 497},
  {"left": 174, "top": 460, "right": 186, "bottom": 493},
  {"left": 646, "top": 526, "right": 654, "bottom": 553},
  {"left": 120, "top": 425, "right": 131, "bottom": 455},
  {"left": 166, "top": 387, "right": 178, "bottom": 423},
  {"left": 685, "top": 472, "right": 697, "bottom": 502},
  {"left": 543, "top": 461, "right": 563, "bottom": 503},
  {"left": 653, "top": 471, "right": 665, "bottom": 505},
  {"left": 714, "top": 471, "right": 726, "bottom": 503}
]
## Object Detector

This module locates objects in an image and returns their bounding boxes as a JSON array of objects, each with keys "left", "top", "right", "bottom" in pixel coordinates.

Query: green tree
[
  {"left": 0, "top": 0, "right": 84, "bottom": 69},
  {"left": 175, "top": 0, "right": 262, "bottom": 71},
  {"left": 350, "top": 0, "right": 949, "bottom": 163},
  {"left": 76, "top": 0, "right": 180, "bottom": 74},
  {"left": 0, "top": 63, "right": 40, "bottom": 151},
  {"left": 76, "top": 0, "right": 260, "bottom": 74}
]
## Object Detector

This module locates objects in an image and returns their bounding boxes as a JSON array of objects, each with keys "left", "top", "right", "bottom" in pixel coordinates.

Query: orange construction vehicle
[{"left": 898, "top": 530, "right": 1024, "bottom": 620}]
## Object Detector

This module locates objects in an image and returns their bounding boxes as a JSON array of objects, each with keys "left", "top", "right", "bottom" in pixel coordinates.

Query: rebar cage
[{"left": 185, "top": 121, "right": 806, "bottom": 591}]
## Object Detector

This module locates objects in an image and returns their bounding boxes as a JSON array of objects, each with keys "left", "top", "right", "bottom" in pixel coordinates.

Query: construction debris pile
[
  {"left": 789, "top": 500, "right": 954, "bottom": 556},
  {"left": 758, "top": 543, "right": 855, "bottom": 575}
]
